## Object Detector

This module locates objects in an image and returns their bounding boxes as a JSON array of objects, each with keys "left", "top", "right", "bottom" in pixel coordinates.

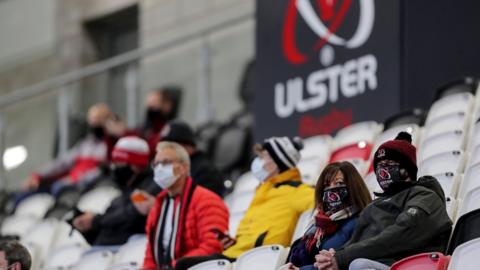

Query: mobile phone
[
  {"left": 131, "top": 192, "right": 147, "bottom": 202},
  {"left": 210, "top": 228, "right": 227, "bottom": 240}
]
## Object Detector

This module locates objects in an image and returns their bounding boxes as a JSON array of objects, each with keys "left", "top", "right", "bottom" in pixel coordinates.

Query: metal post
[
  {"left": 125, "top": 64, "right": 139, "bottom": 127},
  {"left": 197, "top": 40, "right": 214, "bottom": 125},
  {"left": 0, "top": 113, "right": 5, "bottom": 190},
  {"left": 57, "top": 88, "right": 70, "bottom": 156}
]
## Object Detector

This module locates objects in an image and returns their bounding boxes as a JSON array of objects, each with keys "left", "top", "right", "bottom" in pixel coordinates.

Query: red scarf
[{"left": 305, "top": 210, "right": 338, "bottom": 252}]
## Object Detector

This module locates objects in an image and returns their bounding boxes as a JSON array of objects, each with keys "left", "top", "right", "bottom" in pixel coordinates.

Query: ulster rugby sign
[{"left": 255, "top": 0, "right": 401, "bottom": 139}]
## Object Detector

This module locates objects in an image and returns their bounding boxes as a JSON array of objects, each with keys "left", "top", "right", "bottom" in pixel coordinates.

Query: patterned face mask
[
  {"left": 322, "top": 185, "right": 350, "bottom": 215},
  {"left": 376, "top": 163, "right": 409, "bottom": 192}
]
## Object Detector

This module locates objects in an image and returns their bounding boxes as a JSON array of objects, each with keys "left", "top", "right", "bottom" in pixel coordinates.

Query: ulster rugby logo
[{"left": 283, "top": 0, "right": 375, "bottom": 65}]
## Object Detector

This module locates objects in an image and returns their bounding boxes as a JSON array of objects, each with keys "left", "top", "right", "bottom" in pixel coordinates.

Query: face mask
[
  {"left": 112, "top": 165, "right": 135, "bottom": 187},
  {"left": 251, "top": 157, "right": 270, "bottom": 182},
  {"left": 89, "top": 126, "right": 105, "bottom": 140},
  {"left": 322, "top": 186, "right": 350, "bottom": 215},
  {"left": 153, "top": 164, "right": 178, "bottom": 189},
  {"left": 375, "top": 164, "right": 409, "bottom": 193}
]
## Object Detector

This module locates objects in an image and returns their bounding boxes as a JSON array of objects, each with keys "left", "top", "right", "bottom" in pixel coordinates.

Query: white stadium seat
[
  {"left": 301, "top": 135, "right": 332, "bottom": 161},
  {"left": 418, "top": 130, "right": 467, "bottom": 162},
  {"left": 22, "top": 219, "right": 59, "bottom": 267},
  {"left": 333, "top": 121, "right": 381, "bottom": 150},
  {"left": 229, "top": 211, "right": 246, "bottom": 237},
  {"left": 77, "top": 186, "right": 121, "bottom": 214},
  {"left": 426, "top": 92, "right": 474, "bottom": 124},
  {"left": 418, "top": 150, "right": 467, "bottom": 177},
  {"left": 43, "top": 243, "right": 86, "bottom": 270},
  {"left": 456, "top": 186, "right": 480, "bottom": 220},
  {"left": 291, "top": 209, "right": 313, "bottom": 244},
  {"left": 423, "top": 111, "right": 469, "bottom": 139},
  {"left": 1, "top": 215, "right": 38, "bottom": 237},
  {"left": 364, "top": 172, "right": 382, "bottom": 198},
  {"left": 233, "top": 172, "right": 258, "bottom": 194},
  {"left": 297, "top": 157, "right": 324, "bottom": 186},
  {"left": 113, "top": 235, "right": 148, "bottom": 266},
  {"left": 14, "top": 193, "right": 55, "bottom": 219},
  {"left": 235, "top": 245, "right": 289, "bottom": 270},
  {"left": 189, "top": 259, "right": 232, "bottom": 270},
  {"left": 227, "top": 191, "right": 255, "bottom": 214},
  {"left": 448, "top": 238, "right": 480, "bottom": 270},
  {"left": 106, "top": 262, "right": 139, "bottom": 270},
  {"left": 432, "top": 172, "right": 461, "bottom": 199},
  {"left": 72, "top": 250, "right": 115, "bottom": 270},
  {"left": 458, "top": 162, "right": 480, "bottom": 199}
]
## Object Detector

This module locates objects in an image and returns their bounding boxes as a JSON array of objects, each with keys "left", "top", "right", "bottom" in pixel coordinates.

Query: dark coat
[{"left": 190, "top": 151, "right": 225, "bottom": 196}]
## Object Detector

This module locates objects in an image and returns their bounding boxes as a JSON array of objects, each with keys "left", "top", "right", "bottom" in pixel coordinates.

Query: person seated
[
  {"left": 313, "top": 132, "right": 452, "bottom": 270},
  {"left": 286, "top": 161, "right": 372, "bottom": 270},
  {"left": 72, "top": 136, "right": 161, "bottom": 246},
  {"left": 160, "top": 120, "right": 224, "bottom": 196},
  {"left": 174, "top": 136, "right": 314, "bottom": 270},
  {"left": 139, "top": 142, "right": 228, "bottom": 270},
  {"left": 0, "top": 240, "right": 32, "bottom": 270},
  {"left": 18, "top": 103, "right": 118, "bottom": 202}
]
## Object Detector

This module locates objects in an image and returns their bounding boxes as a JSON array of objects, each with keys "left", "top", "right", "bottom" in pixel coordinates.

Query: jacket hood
[{"left": 415, "top": 175, "right": 446, "bottom": 203}]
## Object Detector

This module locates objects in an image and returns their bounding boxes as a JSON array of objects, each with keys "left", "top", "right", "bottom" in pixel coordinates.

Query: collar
[{"left": 265, "top": 168, "right": 302, "bottom": 185}]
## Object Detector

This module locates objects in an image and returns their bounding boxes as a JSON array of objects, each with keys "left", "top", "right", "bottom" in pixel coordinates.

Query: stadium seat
[
  {"left": 291, "top": 209, "right": 313, "bottom": 244},
  {"left": 232, "top": 172, "right": 258, "bottom": 194},
  {"left": 432, "top": 172, "right": 461, "bottom": 199},
  {"left": 418, "top": 151, "right": 467, "bottom": 177},
  {"left": 423, "top": 112, "right": 470, "bottom": 139},
  {"left": 457, "top": 162, "right": 480, "bottom": 199},
  {"left": 106, "top": 262, "right": 139, "bottom": 270},
  {"left": 235, "top": 245, "right": 289, "bottom": 270},
  {"left": 447, "top": 237, "right": 480, "bottom": 270},
  {"left": 14, "top": 193, "right": 55, "bottom": 219},
  {"left": 373, "top": 124, "right": 421, "bottom": 150},
  {"left": 446, "top": 197, "right": 458, "bottom": 221},
  {"left": 426, "top": 92, "right": 474, "bottom": 124},
  {"left": 456, "top": 186, "right": 480, "bottom": 220},
  {"left": 301, "top": 135, "right": 332, "bottom": 161},
  {"left": 72, "top": 250, "right": 115, "bottom": 270},
  {"left": 434, "top": 77, "right": 478, "bottom": 100},
  {"left": 329, "top": 142, "right": 373, "bottom": 163},
  {"left": 390, "top": 252, "right": 450, "bottom": 270},
  {"left": 1, "top": 215, "right": 38, "bottom": 237},
  {"left": 447, "top": 209, "right": 480, "bottom": 255},
  {"left": 229, "top": 211, "right": 246, "bottom": 237},
  {"left": 227, "top": 191, "right": 255, "bottom": 214},
  {"left": 364, "top": 172, "right": 382, "bottom": 197},
  {"left": 113, "top": 235, "right": 147, "bottom": 266},
  {"left": 22, "top": 219, "right": 59, "bottom": 267},
  {"left": 467, "top": 120, "right": 480, "bottom": 152},
  {"left": 77, "top": 186, "right": 121, "bottom": 214},
  {"left": 189, "top": 259, "right": 232, "bottom": 270},
  {"left": 297, "top": 157, "right": 324, "bottom": 186},
  {"left": 43, "top": 243, "right": 86, "bottom": 270},
  {"left": 383, "top": 109, "right": 426, "bottom": 130},
  {"left": 20, "top": 241, "right": 39, "bottom": 270},
  {"left": 50, "top": 220, "right": 90, "bottom": 251},
  {"left": 332, "top": 121, "right": 381, "bottom": 150},
  {"left": 418, "top": 131, "right": 467, "bottom": 162}
]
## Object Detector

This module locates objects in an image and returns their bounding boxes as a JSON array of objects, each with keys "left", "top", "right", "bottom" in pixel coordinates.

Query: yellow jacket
[{"left": 223, "top": 168, "right": 314, "bottom": 258}]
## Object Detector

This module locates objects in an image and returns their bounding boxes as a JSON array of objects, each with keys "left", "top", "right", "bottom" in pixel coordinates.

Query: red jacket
[{"left": 143, "top": 177, "right": 229, "bottom": 269}]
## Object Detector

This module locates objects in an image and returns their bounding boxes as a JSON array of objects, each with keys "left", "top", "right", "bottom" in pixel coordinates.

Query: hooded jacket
[{"left": 334, "top": 176, "right": 452, "bottom": 269}]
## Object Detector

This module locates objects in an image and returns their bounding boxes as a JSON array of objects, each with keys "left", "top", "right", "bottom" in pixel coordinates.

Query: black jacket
[
  {"left": 90, "top": 170, "right": 161, "bottom": 246},
  {"left": 190, "top": 151, "right": 225, "bottom": 197},
  {"left": 335, "top": 176, "right": 452, "bottom": 269}
]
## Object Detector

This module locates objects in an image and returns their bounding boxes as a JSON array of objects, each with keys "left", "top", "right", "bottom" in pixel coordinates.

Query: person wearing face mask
[
  {"left": 72, "top": 136, "right": 161, "bottom": 246},
  {"left": 140, "top": 141, "right": 228, "bottom": 270},
  {"left": 285, "top": 162, "right": 372, "bottom": 270},
  {"left": 0, "top": 240, "right": 31, "bottom": 270},
  {"left": 313, "top": 132, "right": 452, "bottom": 270},
  {"left": 16, "top": 104, "right": 118, "bottom": 206},
  {"left": 174, "top": 136, "right": 314, "bottom": 270}
]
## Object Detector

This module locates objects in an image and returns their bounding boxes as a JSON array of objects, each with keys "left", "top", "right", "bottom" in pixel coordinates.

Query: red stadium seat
[
  {"left": 329, "top": 142, "right": 373, "bottom": 163},
  {"left": 391, "top": 252, "right": 450, "bottom": 270}
]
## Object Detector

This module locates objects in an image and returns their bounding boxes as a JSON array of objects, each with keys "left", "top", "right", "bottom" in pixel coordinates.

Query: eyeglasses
[{"left": 151, "top": 159, "right": 181, "bottom": 169}]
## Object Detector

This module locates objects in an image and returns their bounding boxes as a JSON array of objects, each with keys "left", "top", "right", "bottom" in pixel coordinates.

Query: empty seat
[
  {"left": 301, "top": 135, "right": 332, "bottom": 160},
  {"left": 467, "top": 120, "right": 480, "bottom": 152},
  {"left": 426, "top": 92, "right": 474, "bottom": 124},
  {"left": 418, "top": 131, "right": 467, "bottom": 162},
  {"left": 447, "top": 209, "right": 480, "bottom": 255},
  {"left": 233, "top": 172, "right": 258, "bottom": 194},
  {"left": 329, "top": 142, "right": 373, "bottom": 163},
  {"left": 22, "top": 219, "right": 59, "bottom": 266},
  {"left": 50, "top": 220, "right": 90, "bottom": 251},
  {"left": 383, "top": 109, "right": 426, "bottom": 130},
  {"left": 189, "top": 259, "right": 232, "bottom": 270},
  {"left": 113, "top": 235, "right": 147, "bottom": 266},
  {"left": 423, "top": 112, "right": 470, "bottom": 139},
  {"left": 297, "top": 157, "right": 324, "bottom": 186},
  {"left": 14, "top": 193, "right": 55, "bottom": 219},
  {"left": 432, "top": 172, "right": 461, "bottom": 199},
  {"left": 1, "top": 215, "right": 38, "bottom": 237},
  {"left": 77, "top": 186, "right": 121, "bottom": 214},
  {"left": 235, "top": 245, "right": 289, "bottom": 270},
  {"left": 456, "top": 186, "right": 480, "bottom": 220},
  {"left": 446, "top": 197, "right": 458, "bottom": 221},
  {"left": 467, "top": 145, "right": 480, "bottom": 168},
  {"left": 457, "top": 163, "right": 480, "bottom": 199},
  {"left": 227, "top": 191, "right": 255, "bottom": 214},
  {"left": 44, "top": 243, "right": 86, "bottom": 270},
  {"left": 291, "top": 209, "right": 313, "bottom": 244},
  {"left": 391, "top": 252, "right": 450, "bottom": 270},
  {"left": 72, "top": 250, "right": 114, "bottom": 270},
  {"left": 447, "top": 237, "right": 480, "bottom": 270},
  {"left": 373, "top": 124, "right": 421, "bottom": 151},
  {"left": 106, "top": 262, "right": 139, "bottom": 270},
  {"left": 333, "top": 121, "right": 381, "bottom": 150},
  {"left": 229, "top": 211, "right": 246, "bottom": 237},
  {"left": 418, "top": 151, "right": 467, "bottom": 177}
]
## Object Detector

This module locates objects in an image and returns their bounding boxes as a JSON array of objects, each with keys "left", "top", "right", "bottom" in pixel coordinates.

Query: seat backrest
[
  {"left": 114, "top": 235, "right": 148, "bottom": 265},
  {"left": 291, "top": 209, "right": 314, "bottom": 244},
  {"left": 457, "top": 186, "right": 480, "bottom": 219},
  {"left": 235, "top": 245, "right": 289, "bottom": 270},
  {"left": 106, "top": 262, "right": 139, "bottom": 270},
  {"left": 22, "top": 219, "right": 59, "bottom": 266},
  {"left": 467, "top": 144, "right": 480, "bottom": 168},
  {"left": 333, "top": 121, "right": 380, "bottom": 150},
  {"left": 297, "top": 157, "right": 324, "bottom": 186},
  {"left": 44, "top": 243, "right": 86, "bottom": 269},
  {"left": 364, "top": 172, "right": 382, "bottom": 197},
  {"left": 418, "top": 131, "right": 466, "bottom": 162},
  {"left": 229, "top": 211, "right": 246, "bottom": 237},
  {"left": 426, "top": 92, "right": 474, "bottom": 124},
  {"left": 189, "top": 259, "right": 232, "bottom": 270},
  {"left": 391, "top": 252, "right": 450, "bottom": 270},
  {"left": 447, "top": 209, "right": 480, "bottom": 255},
  {"left": 418, "top": 151, "right": 466, "bottom": 177},
  {"left": 1, "top": 215, "right": 38, "bottom": 238},
  {"left": 228, "top": 191, "right": 255, "bottom": 214},
  {"left": 77, "top": 186, "right": 121, "bottom": 214},
  {"left": 233, "top": 172, "right": 258, "bottom": 194},
  {"left": 448, "top": 237, "right": 480, "bottom": 270},
  {"left": 423, "top": 112, "right": 469, "bottom": 140},
  {"left": 329, "top": 142, "right": 373, "bottom": 163},
  {"left": 458, "top": 163, "right": 480, "bottom": 199},
  {"left": 301, "top": 135, "right": 332, "bottom": 160},
  {"left": 213, "top": 125, "right": 249, "bottom": 172},
  {"left": 372, "top": 124, "right": 420, "bottom": 151},
  {"left": 432, "top": 172, "right": 460, "bottom": 199},
  {"left": 14, "top": 193, "right": 55, "bottom": 219},
  {"left": 72, "top": 250, "right": 114, "bottom": 270},
  {"left": 50, "top": 221, "right": 89, "bottom": 251}
]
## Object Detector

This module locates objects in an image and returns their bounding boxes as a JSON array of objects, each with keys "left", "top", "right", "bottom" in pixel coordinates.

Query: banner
[{"left": 255, "top": 0, "right": 401, "bottom": 140}]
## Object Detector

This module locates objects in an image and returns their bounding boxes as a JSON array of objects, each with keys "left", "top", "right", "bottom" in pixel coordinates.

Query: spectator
[
  {"left": 138, "top": 142, "right": 228, "bottom": 270},
  {"left": 160, "top": 120, "right": 224, "bottom": 196},
  {"left": 175, "top": 136, "right": 314, "bottom": 270},
  {"left": 286, "top": 161, "right": 372, "bottom": 270},
  {"left": 72, "top": 136, "right": 161, "bottom": 246},
  {"left": 0, "top": 240, "right": 32, "bottom": 270},
  {"left": 18, "top": 103, "right": 117, "bottom": 202},
  {"left": 314, "top": 132, "right": 452, "bottom": 270}
]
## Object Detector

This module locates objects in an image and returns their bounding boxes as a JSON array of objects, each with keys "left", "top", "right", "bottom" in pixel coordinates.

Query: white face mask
[
  {"left": 251, "top": 157, "right": 270, "bottom": 182},
  {"left": 153, "top": 163, "right": 178, "bottom": 189}
]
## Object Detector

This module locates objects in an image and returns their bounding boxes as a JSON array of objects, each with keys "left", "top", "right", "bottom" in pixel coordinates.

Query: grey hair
[
  {"left": 0, "top": 240, "right": 32, "bottom": 270},
  {"left": 156, "top": 141, "right": 191, "bottom": 169}
]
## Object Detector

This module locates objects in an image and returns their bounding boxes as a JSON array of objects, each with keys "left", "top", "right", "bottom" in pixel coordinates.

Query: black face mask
[
  {"left": 376, "top": 164, "right": 410, "bottom": 194},
  {"left": 112, "top": 165, "right": 135, "bottom": 187},
  {"left": 322, "top": 186, "right": 350, "bottom": 215},
  {"left": 144, "top": 108, "right": 165, "bottom": 129},
  {"left": 89, "top": 126, "right": 105, "bottom": 140}
]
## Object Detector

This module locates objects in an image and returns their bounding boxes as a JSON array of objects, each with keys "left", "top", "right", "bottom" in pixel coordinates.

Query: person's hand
[
  {"left": 73, "top": 212, "right": 96, "bottom": 232},
  {"left": 131, "top": 190, "right": 156, "bottom": 216},
  {"left": 105, "top": 118, "right": 127, "bottom": 137},
  {"left": 314, "top": 249, "right": 336, "bottom": 269},
  {"left": 22, "top": 176, "right": 39, "bottom": 191},
  {"left": 286, "top": 262, "right": 300, "bottom": 270}
]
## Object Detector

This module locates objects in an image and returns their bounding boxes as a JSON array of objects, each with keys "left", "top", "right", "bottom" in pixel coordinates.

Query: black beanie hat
[{"left": 160, "top": 121, "right": 196, "bottom": 146}]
